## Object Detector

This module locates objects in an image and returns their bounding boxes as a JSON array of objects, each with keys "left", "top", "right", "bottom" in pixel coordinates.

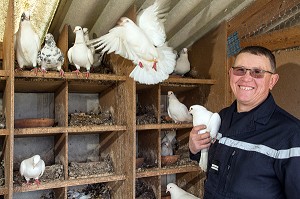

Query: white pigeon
[
  {"left": 14, "top": 11, "right": 40, "bottom": 75},
  {"left": 167, "top": 91, "right": 192, "bottom": 123},
  {"left": 37, "top": 33, "right": 65, "bottom": 77},
  {"left": 83, "top": 27, "right": 103, "bottom": 68},
  {"left": 161, "top": 135, "right": 173, "bottom": 156},
  {"left": 166, "top": 183, "right": 200, "bottom": 199},
  {"left": 68, "top": 26, "right": 94, "bottom": 78},
  {"left": 189, "top": 105, "right": 221, "bottom": 172},
  {"left": 173, "top": 48, "right": 190, "bottom": 76},
  {"left": 89, "top": 0, "right": 176, "bottom": 85},
  {"left": 19, "top": 154, "right": 45, "bottom": 185},
  {"left": 83, "top": 27, "right": 95, "bottom": 56}
]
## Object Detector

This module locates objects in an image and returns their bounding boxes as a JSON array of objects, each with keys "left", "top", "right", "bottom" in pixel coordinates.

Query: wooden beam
[
  {"left": 0, "top": 42, "right": 2, "bottom": 60},
  {"left": 228, "top": 0, "right": 299, "bottom": 37},
  {"left": 240, "top": 25, "right": 300, "bottom": 51}
]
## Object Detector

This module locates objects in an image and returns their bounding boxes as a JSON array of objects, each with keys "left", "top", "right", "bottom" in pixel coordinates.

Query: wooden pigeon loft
[{"left": 0, "top": 0, "right": 299, "bottom": 198}]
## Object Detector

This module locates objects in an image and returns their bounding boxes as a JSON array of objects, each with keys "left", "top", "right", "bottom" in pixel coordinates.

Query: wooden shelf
[
  {"left": 136, "top": 123, "right": 192, "bottom": 131},
  {"left": 0, "top": 70, "right": 10, "bottom": 77},
  {"left": 0, "top": 187, "right": 8, "bottom": 195},
  {"left": 14, "top": 71, "right": 127, "bottom": 81},
  {"left": 136, "top": 165, "right": 201, "bottom": 178},
  {"left": 14, "top": 125, "right": 127, "bottom": 135},
  {"left": 13, "top": 174, "right": 126, "bottom": 193},
  {"left": 0, "top": 129, "right": 9, "bottom": 135},
  {"left": 164, "top": 77, "right": 217, "bottom": 85}
]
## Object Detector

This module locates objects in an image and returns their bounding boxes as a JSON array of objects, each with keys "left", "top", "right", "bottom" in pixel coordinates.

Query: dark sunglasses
[{"left": 231, "top": 66, "right": 274, "bottom": 78}]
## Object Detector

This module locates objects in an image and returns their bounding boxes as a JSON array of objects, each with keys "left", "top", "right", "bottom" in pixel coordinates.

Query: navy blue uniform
[{"left": 190, "top": 94, "right": 300, "bottom": 199}]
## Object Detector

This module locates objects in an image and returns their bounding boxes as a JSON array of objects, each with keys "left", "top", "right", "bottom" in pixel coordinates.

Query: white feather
[
  {"left": 174, "top": 48, "right": 190, "bottom": 75},
  {"left": 189, "top": 105, "right": 221, "bottom": 172},
  {"left": 68, "top": 26, "right": 94, "bottom": 76},
  {"left": 89, "top": 0, "right": 175, "bottom": 85},
  {"left": 167, "top": 91, "right": 192, "bottom": 123},
  {"left": 20, "top": 155, "right": 45, "bottom": 183},
  {"left": 166, "top": 183, "right": 200, "bottom": 199},
  {"left": 14, "top": 11, "right": 40, "bottom": 69}
]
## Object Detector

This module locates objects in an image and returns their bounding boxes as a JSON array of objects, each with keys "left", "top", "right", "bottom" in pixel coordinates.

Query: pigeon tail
[{"left": 199, "top": 149, "right": 208, "bottom": 172}]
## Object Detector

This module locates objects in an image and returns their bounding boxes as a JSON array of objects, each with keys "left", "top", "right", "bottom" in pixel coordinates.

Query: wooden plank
[
  {"left": 14, "top": 125, "right": 127, "bottom": 135},
  {"left": 57, "top": 24, "right": 70, "bottom": 72},
  {"left": 137, "top": 123, "right": 192, "bottom": 131},
  {"left": 164, "top": 77, "right": 216, "bottom": 85},
  {"left": 136, "top": 165, "right": 201, "bottom": 178},
  {"left": 240, "top": 25, "right": 300, "bottom": 51},
  {"left": 0, "top": 187, "right": 8, "bottom": 195},
  {"left": 14, "top": 70, "right": 127, "bottom": 81},
  {"left": 228, "top": 0, "right": 299, "bottom": 37},
  {"left": 13, "top": 174, "right": 126, "bottom": 193},
  {"left": 0, "top": 42, "right": 2, "bottom": 60}
]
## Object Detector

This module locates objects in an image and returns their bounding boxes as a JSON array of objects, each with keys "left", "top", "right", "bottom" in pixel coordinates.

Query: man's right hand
[{"left": 189, "top": 125, "right": 212, "bottom": 154}]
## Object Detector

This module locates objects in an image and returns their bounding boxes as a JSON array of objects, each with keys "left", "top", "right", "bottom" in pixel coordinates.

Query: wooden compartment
[
  {"left": 13, "top": 188, "right": 65, "bottom": 199},
  {"left": 2, "top": 0, "right": 298, "bottom": 198},
  {"left": 136, "top": 177, "right": 160, "bottom": 199},
  {"left": 13, "top": 134, "right": 66, "bottom": 191},
  {"left": 136, "top": 130, "right": 159, "bottom": 171}
]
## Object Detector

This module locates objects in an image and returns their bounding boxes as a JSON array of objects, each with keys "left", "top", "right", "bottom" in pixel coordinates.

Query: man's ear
[{"left": 269, "top": 73, "right": 279, "bottom": 90}]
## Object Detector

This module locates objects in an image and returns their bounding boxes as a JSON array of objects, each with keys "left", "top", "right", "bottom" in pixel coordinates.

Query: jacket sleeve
[
  {"left": 189, "top": 150, "right": 201, "bottom": 162},
  {"left": 274, "top": 132, "right": 300, "bottom": 198}
]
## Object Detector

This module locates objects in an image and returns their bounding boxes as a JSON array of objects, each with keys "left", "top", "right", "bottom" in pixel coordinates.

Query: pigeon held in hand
[
  {"left": 37, "top": 33, "right": 65, "bottom": 77},
  {"left": 189, "top": 105, "right": 221, "bottom": 172},
  {"left": 166, "top": 183, "right": 200, "bottom": 199},
  {"left": 173, "top": 48, "right": 190, "bottom": 76},
  {"left": 14, "top": 11, "right": 40, "bottom": 75},
  {"left": 167, "top": 91, "right": 192, "bottom": 123},
  {"left": 68, "top": 26, "right": 94, "bottom": 78},
  {"left": 19, "top": 155, "right": 45, "bottom": 185},
  {"left": 89, "top": 0, "right": 176, "bottom": 84}
]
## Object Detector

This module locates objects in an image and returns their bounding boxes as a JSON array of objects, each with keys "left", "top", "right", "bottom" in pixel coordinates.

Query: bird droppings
[
  {"left": 67, "top": 183, "right": 111, "bottom": 199},
  {"left": 13, "top": 164, "right": 64, "bottom": 187},
  {"left": 0, "top": 114, "right": 5, "bottom": 129},
  {"left": 0, "top": 160, "right": 4, "bottom": 187},
  {"left": 68, "top": 111, "right": 113, "bottom": 126},
  {"left": 68, "top": 155, "right": 114, "bottom": 179},
  {"left": 136, "top": 103, "right": 157, "bottom": 124},
  {"left": 135, "top": 179, "right": 156, "bottom": 199}
]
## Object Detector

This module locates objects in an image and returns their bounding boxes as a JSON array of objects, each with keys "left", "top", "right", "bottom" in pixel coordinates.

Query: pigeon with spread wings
[{"left": 89, "top": 0, "right": 176, "bottom": 84}]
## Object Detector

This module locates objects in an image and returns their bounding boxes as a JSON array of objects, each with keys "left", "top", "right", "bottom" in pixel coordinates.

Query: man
[{"left": 189, "top": 46, "right": 300, "bottom": 199}]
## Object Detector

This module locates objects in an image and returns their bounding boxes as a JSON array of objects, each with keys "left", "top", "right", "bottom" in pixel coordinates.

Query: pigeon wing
[
  {"left": 39, "top": 160, "right": 46, "bottom": 177},
  {"left": 207, "top": 112, "right": 221, "bottom": 139},
  {"left": 19, "top": 161, "right": 26, "bottom": 176},
  {"left": 91, "top": 26, "right": 139, "bottom": 63},
  {"left": 137, "top": 0, "right": 170, "bottom": 46}
]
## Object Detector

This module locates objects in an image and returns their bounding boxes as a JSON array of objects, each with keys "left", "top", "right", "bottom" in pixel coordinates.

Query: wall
[{"left": 272, "top": 49, "right": 300, "bottom": 119}]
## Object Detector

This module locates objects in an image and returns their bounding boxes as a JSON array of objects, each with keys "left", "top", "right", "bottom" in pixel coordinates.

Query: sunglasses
[{"left": 231, "top": 66, "right": 274, "bottom": 78}]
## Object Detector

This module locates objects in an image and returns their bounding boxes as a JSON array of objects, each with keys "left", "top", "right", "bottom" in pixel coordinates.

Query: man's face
[{"left": 229, "top": 52, "right": 279, "bottom": 112}]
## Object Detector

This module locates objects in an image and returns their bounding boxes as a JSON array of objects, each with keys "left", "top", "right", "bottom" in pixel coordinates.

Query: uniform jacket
[{"left": 190, "top": 94, "right": 300, "bottom": 199}]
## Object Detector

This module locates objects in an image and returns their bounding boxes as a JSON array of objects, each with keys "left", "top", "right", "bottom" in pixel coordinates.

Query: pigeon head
[
  {"left": 32, "top": 155, "right": 41, "bottom": 168},
  {"left": 167, "top": 91, "right": 174, "bottom": 97},
  {"left": 118, "top": 17, "right": 133, "bottom": 26},
  {"left": 83, "top": 28, "right": 89, "bottom": 35},
  {"left": 45, "top": 33, "right": 55, "bottom": 46},
  {"left": 73, "top": 26, "right": 83, "bottom": 33},
  {"left": 21, "top": 11, "right": 30, "bottom": 21},
  {"left": 182, "top": 48, "right": 188, "bottom": 54},
  {"left": 189, "top": 105, "right": 207, "bottom": 115},
  {"left": 166, "top": 183, "right": 177, "bottom": 193}
]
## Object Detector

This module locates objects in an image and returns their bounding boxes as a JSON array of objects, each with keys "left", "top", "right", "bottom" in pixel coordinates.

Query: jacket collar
[{"left": 222, "top": 93, "right": 276, "bottom": 136}]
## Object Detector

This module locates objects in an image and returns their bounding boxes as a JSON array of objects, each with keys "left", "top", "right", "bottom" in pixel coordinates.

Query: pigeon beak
[{"left": 166, "top": 189, "right": 169, "bottom": 193}]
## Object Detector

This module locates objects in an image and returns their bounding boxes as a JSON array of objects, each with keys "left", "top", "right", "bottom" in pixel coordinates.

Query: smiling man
[{"left": 189, "top": 46, "right": 300, "bottom": 199}]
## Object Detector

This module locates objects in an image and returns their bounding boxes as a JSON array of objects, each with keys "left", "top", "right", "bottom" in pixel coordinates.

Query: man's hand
[{"left": 189, "top": 125, "right": 212, "bottom": 154}]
